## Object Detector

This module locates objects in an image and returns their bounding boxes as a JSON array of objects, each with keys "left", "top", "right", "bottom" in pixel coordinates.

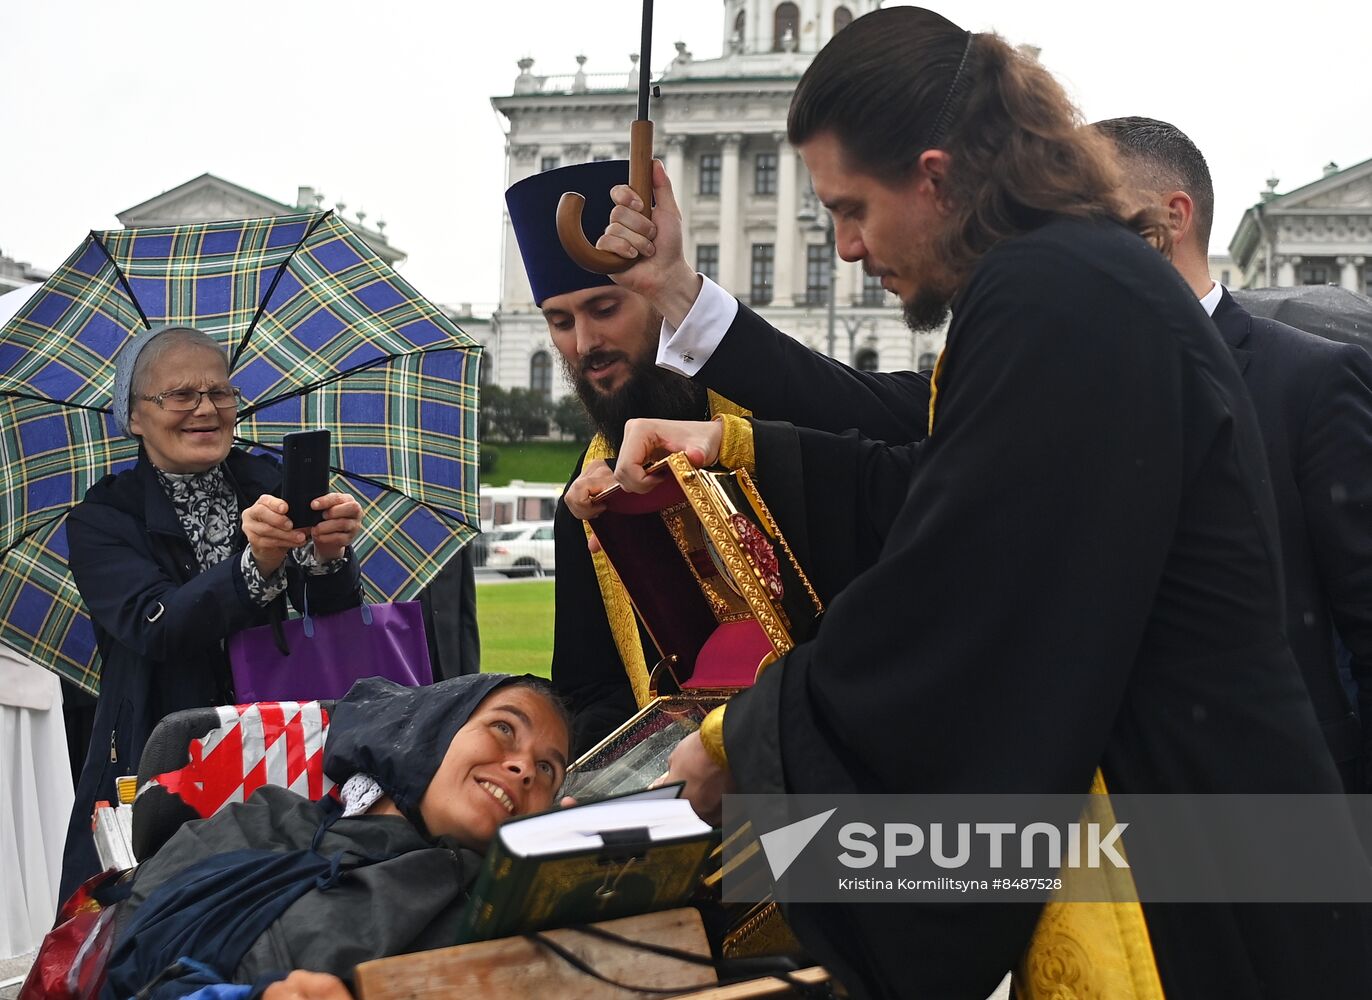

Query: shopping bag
[
  {"left": 228, "top": 601, "right": 432, "bottom": 702},
  {"left": 19, "top": 868, "right": 130, "bottom": 1000}
]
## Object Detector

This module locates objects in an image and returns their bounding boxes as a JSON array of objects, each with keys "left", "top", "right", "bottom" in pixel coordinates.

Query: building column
[
  {"left": 665, "top": 133, "right": 690, "bottom": 245},
  {"left": 502, "top": 143, "right": 543, "bottom": 309},
  {"left": 507, "top": 142, "right": 541, "bottom": 186},
  {"left": 749, "top": 0, "right": 764, "bottom": 53},
  {"left": 1276, "top": 255, "right": 1296, "bottom": 286},
  {"left": 773, "top": 134, "right": 798, "bottom": 306},
  {"left": 1339, "top": 255, "right": 1362, "bottom": 291},
  {"left": 837, "top": 259, "right": 860, "bottom": 307},
  {"left": 719, "top": 134, "right": 743, "bottom": 294}
]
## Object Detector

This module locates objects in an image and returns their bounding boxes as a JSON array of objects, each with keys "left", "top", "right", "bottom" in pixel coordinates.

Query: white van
[{"left": 479, "top": 480, "right": 562, "bottom": 531}]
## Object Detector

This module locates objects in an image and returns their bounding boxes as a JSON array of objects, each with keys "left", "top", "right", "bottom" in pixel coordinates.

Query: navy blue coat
[
  {"left": 59, "top": 449, "right": 361, "bottom": 899},
  {"left": 1212, "top": 288, "right": 1372, "bottom": 788}
]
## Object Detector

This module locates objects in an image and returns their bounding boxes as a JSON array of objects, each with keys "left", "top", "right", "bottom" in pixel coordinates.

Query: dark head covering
[
  {"left": 324, "top": 673, "right": 516, "bottom": 836},
  {"left": 505, "top": 159, "right": 628, "bottom": 305}
]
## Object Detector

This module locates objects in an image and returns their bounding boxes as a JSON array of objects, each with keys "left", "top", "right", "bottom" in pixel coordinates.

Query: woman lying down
[{"left": 102, "top": 674, "right": 571, "bottom": 1000}]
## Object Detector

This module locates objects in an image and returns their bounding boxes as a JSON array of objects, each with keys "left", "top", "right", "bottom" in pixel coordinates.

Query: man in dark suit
[{"left": 1098, "top": 117, "right": 1372, "bottom": 790}]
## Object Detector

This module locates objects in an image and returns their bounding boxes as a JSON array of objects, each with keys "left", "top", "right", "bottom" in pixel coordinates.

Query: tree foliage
[
  {"left": 482, "top": 385, "right": 552, "bottom": 443},
  {"left": 553, "top": 395, "right": 595, "bottom": 444}
]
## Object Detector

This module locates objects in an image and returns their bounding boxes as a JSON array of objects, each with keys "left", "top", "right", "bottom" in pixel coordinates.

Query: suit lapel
[{"left": 1210, "top": 287, "right": 1253, "bottom": 374}]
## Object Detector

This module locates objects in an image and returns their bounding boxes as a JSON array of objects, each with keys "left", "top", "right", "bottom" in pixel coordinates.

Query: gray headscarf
[{"left": 111, "top": 325, "right": 213, "bottom": 438}]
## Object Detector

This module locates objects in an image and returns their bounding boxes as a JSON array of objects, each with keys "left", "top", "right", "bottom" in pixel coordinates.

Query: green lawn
[
  {"left": 481, "top": 440, "right": 585, "bottom": 487},
  {"left": 476, "top": 580, "right": 555, "bottom": 678}
]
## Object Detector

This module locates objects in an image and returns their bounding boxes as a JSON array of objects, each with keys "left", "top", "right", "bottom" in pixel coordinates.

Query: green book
[{"left": 455, "top": 784, "right": 717, "bottom": 943}]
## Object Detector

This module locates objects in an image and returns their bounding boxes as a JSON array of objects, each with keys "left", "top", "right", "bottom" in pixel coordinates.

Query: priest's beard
[
  {"left": 564, "top": 333, "right": 709, "bottom": 454},
  {"left": 902, "top": 287, "right": 951, "bottom": 334}
]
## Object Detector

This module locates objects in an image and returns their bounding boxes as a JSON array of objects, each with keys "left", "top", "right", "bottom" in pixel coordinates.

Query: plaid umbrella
[{"left": 0, "top": 211, "right": 481, "bottom": 694}]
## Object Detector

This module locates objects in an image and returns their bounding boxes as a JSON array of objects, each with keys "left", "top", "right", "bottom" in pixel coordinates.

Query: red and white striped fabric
[{"left": 142, "top": 701, "right": 335, "bottom": 819}]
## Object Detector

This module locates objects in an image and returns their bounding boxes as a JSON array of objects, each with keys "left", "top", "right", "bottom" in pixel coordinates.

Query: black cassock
[{"left": 725, "top": 217, "right": 1372, "bottom": 999}]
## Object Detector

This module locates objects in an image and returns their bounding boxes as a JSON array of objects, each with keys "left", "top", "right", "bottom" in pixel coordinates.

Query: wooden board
[
  {"left": 354, "top": 908, "right": 717, "bottom": 1000},
  {"left": 672, "top": 966, "right": 831, "bottom": 998}
]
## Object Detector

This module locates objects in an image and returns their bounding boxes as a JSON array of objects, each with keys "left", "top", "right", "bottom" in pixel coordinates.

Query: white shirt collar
[{"left": 1198, "top": 280, "right": 1224, "bottom": 317}]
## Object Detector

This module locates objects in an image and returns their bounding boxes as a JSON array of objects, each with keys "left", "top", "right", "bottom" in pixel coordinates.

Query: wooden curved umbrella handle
[{"left": 556, "top": 120, "right": 655, "bottom": 275}]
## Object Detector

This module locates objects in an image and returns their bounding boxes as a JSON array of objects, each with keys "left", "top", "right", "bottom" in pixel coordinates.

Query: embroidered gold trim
[
  {"left": 582, "top": 434, "right": 653, "bottom": 708},
  {"left": 665, "top": 454, "right": 794, "bottom": 658},
  {"left": 1015, "top": 770, "right": 1165, "bottom": 1000}
]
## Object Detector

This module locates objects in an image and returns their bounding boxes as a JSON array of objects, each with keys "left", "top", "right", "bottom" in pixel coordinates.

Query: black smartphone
[{"left": 281, "top": 429, "right": 331, "bottom": 528}]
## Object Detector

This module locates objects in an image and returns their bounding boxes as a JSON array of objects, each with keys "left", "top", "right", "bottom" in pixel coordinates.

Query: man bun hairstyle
[
  {"left": 788, "top": 7, "right": 970, "bottom": 184},
  {"left": 788, "top": 7, "right": 1167, "bottom": 283}
]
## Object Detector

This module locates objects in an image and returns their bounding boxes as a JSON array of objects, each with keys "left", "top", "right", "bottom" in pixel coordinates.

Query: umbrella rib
[
  {"left": 0, "top": 509, "right": 70, "bottom": 559},
  {"left": 233, "top": 435, "right": 480, "bottom": 533},
  {"left": 0, "top": 387, "right": 112, "bottom": 415},
  {"left": 236, "top": 342, "right": 474, "bottom": 420},
  {"left": 90, "top": 231, "right": 152, "bottom": 330},
  {"left": 231, "top": 211, "right": 334, "bottom": 371}
]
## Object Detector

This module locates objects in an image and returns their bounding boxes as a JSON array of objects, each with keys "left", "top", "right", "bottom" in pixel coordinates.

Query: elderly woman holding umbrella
[{"left": 58, "top": 325, "right": 365, "bottom": 900}]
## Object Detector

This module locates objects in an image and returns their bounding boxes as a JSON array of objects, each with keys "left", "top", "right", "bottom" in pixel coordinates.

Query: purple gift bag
[{"left": 228, "top": 601, "right": 433, "bottom": 703}]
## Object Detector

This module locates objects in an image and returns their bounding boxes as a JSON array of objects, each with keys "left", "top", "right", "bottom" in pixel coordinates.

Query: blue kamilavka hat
[{"left": 505, "top": 160, "right": 629, "bottom": 306}]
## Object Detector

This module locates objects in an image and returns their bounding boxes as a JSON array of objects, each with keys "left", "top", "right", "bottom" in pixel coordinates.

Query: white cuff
[{"left": 656, "top": 275, "right": 741, "bottom": 377}]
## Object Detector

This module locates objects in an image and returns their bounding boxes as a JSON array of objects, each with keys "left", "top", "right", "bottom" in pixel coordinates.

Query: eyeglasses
[{"left": 137, "top": 387, "right": 243, "bottom": 411}]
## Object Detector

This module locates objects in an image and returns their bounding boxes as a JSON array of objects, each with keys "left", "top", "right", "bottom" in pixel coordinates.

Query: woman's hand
[
  {"left": 243, "top": 495, "right": 305, "bottom": 576},
  {"left": 613, "top": 419, "right": 723, "bottom": 494},
  {"left": 264, "top": 970, "right": 353, "bottom": 1000},
  {"left": 310, "top": 492, "right": 361, "bottom": 562}
]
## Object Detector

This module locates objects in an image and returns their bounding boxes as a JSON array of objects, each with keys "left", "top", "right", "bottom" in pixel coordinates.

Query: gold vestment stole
[{"left": 929, "top": 352, "right": 1165, "bottom": 999}]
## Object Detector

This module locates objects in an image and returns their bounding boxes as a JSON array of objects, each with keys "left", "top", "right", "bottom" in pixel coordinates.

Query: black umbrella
[
  {"left": 555, "top": 0, "right": 655, "bottom": 274},
  {"left": 1232, "top": 285, "right": 1372, "bottom": 353}
]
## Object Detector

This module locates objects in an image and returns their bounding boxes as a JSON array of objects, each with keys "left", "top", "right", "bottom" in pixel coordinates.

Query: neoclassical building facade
[
  {"left": 487, "top": 0, "right": 943, "bottom": 400},
  {"left": 1229, "top": 156, "right": 1372, "bottom": 293},
  {"left": 118, "top": 173, "right": 406, "bottom": 267}
]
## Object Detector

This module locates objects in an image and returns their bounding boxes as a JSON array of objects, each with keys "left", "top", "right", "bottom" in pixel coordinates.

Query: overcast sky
[{"left": 2, "top": 1, "right": 1368, "bottom": 311}]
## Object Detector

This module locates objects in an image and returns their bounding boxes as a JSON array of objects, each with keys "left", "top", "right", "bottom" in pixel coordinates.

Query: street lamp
[{"left": 796, "top": 194, "right": 838, "bottom": 359}]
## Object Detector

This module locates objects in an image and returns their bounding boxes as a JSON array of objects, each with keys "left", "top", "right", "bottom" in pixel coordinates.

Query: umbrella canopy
[
  {"left": 1232, "top": 285, "right": 1372, "bottom": 352},
  {"left": 0, "top": 211, "right": 480, "bottom": 694}
]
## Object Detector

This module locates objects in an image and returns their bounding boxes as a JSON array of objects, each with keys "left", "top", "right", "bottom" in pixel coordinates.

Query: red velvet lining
[
  {"left": 593, "top": 477, "right": 719, "bottom": 680},
  {"left": 683, "top": 619, "right": 771, "bottom": 688}
]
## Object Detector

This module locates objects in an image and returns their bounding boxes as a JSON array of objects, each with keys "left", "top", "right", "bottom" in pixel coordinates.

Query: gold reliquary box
[{"left": 567, "top": 453, "right": 823, "bottom": 800}]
